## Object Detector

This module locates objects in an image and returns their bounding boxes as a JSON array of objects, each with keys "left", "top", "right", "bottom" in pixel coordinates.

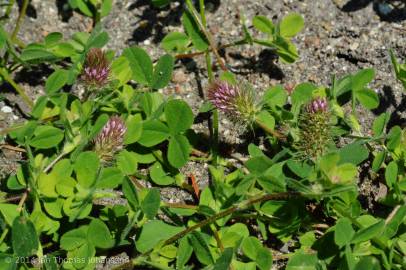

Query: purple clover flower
[
  {"left": 207, "top": 81, "right": 258, "bottom": 125},
  {"left": 296, "top": 97, "right": 331, "bottom": 161},
  {"left": 307, "top": 97, "right": 328, "bottom": 114},
  {"left": 94, "top": 116, "right": 127, "bottom": 162},
  {"left": 82, "top": 48, "right": 110, "bottom": 87}
]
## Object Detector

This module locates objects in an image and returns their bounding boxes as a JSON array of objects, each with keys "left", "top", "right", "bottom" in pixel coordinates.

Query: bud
[
  {"left": 306, "top": 97, "right": 328, "bottom": 114},
  {"left": 207, "top": 81, "right": 258, "bottom": 126},
  {"left": 295, "top": 97, "right": 331, "bottom": 161},
  {"left": 82, "top": 48, "right": 110, "bottom": 87},
  {"left": 94, "top": 116, "right": 127, "bottom": 162}
]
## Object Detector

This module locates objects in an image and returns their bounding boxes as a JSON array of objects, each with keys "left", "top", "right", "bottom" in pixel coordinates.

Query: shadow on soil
[
  {"left": 373, "top": 85, "right": 406, "bottom": 128},
  {"left": 340, "top": 0, "right": 406, "bottom": 22},
  {"left": 17, "top": 0, "right": 37, "bottom": 19},
  {"left": 13, "top": 64, "right": 53, "bottom": 86},
  {"left": 127, "top": 0, "right": 220, "bottom": 44},
  {"left": 55, "top": 0, "right": 74, "bottom": 22},
  {"left": 227, "top": 49, "right": 285, "bottom": 80}
]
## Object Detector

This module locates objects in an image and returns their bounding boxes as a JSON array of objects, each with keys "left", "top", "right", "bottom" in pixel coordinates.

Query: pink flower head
[
  {"left": 82, "top": 48, "right": 110, "bottom": 87},
  {"left": 94, "top": 116, "right": 127, "bottom": 162},
  {"left": 207, "top": 80, "right": 258, "bottom": 125},
  {"left": 307, "top": 97, "right": 328, "bottom": 114}
]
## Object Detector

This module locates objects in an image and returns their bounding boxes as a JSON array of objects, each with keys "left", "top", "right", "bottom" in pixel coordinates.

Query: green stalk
[
  {"left": 0, "top": 68, "right": 33, "bottom": 108},
  {"left": 185, "top": 0, "right": 227, "bottom": 71},
  {"left": 212, "top": 108, "right": 219, "bottom": 165},
  {"left": 255, "top": 119, "right": 284, "bottom": 140},
  {"left": 43, "top": 152, "right": 66, "bottom": 173},
  {"left": 199, "top": 0, "right": 206, "bottom": 25},
  {"left": 198, "top": 0, "right": 219, "bottom": 165},
  {"left": 0, "top": 228, "right": 9, "bottom": 245},
  {"left": 206, "top": 52, "right": 219, "bottom": 165},
  {"left": 11, "top": 0, "right": 28, "bottom": 41},
  {"left": 175, "top": 38, "right": 248, "bottom": 59},
  {"left": 0, "top": 122, "right": 25, "bottom": 136},
  {"left": 351, "top": 92, "right": 356, "bottom": 113},
  {"left": 94, "top": 11, "right": 101, "bottom": 26},
  {"left": 5, "top": 0, "right": 15, "bottom": 18}
]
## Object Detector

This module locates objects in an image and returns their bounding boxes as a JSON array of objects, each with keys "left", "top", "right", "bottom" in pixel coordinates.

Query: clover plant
[
  {"left": 0, "top": 1, "right": 405, "bottom": 270},
  {"left": 68, "top": 0, "right": 112, "bottom": 24}
]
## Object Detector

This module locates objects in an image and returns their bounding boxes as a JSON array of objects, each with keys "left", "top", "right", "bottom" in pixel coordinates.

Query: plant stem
[
  {"left": 255, "top": 119, "right": 285, "bottom": 140},
  {"left": 11, "top": 0, "right": 28, "bottom": 41},
  {"left": 16, "top": 189, "right": 29, "bottom": 212},
  {"left": 0, "top": 144, "right": 26, "bottom": 152},
  {"left": 185, "top": 0, "right": 227, "bottom": 71},
  {"left": 1, "top": 195, "right": 22, "bottom": 203},
  {"left": 0, "top": 228, "right": 9, "bottom": 246},
  {"left": 43, "top": 152, "right": 66, "bottom": 173},
  {"left": 129, "top": 175, "right": 146, "bottom": 190},
  {"left": 94, "top": 12, "right": 101, "bottom": 26},
  {"left": 191, "top": 148, "right": 209, "bottom": 157},
  {"left": 205, "top": 52, "right": 214, "bottom": 81},
  {"left": 199, "top": 0, "right": 206, "bottom": 25},
  {"left": 175, "top": 38, "right": 247, "bottom": 59},
  {"left": 0, "top": 186, "right": 29, "bottom": 245},
  {"left": 164, "top": 202, "right": 197, "bottom": 209},
  {"left": 0, "top": 116, "right": 59, "bottom": 136},
  {"left": 212, "top": 108, "right": 219, "bottom": 165},
  {"left": 206, "top": 51, "right": 219, "bottom": 165},
  {"left": 0, "top": 68, "right": 33, "bottom": 108},
  {"left": 5, "top": 0, "right": 15, "bottom": 18},
  {"left": 162, "top": 192, "right": 297, "bottom": 246},
  {"left": 210, "top": 224, "right": 236, "bottom": 270},
  {"left": 114, "top": 192, "right": 299, "bottom": 269},
  {"left": 333, "top": 204, "right": 404, "bottom": 266},
  {"left": 195, "top": 0, "right": 219, "bottom": 166}
]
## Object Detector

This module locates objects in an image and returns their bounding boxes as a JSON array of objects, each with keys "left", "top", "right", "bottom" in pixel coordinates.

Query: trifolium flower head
[
  {"left": 306, "top": 97, "right": 328, "bottom": 114},
  {"left": 207, "top": 80, "right": 259, "bottom": 126},
  {"left": 82, "top": 48, "right": 110, "bottom": 88},
  {"left": 295, "top": 97, "right": 332, "bottom": 162},
  {"left": 94, "top": 116, "right": 127, "bottom": 163}
]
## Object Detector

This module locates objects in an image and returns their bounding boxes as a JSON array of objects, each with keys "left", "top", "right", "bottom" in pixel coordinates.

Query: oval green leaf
[
  {"left": 29, "top": 126, "right": 64, "bottom": 149},
  {"left": 165, "top": 99, "right": 194, "bottom": 134},
  {"left": 168, "top": 134, "right": 190, "bottom": 168}
]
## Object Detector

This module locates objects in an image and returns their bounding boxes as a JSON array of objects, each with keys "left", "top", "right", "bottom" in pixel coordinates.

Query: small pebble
[
  {"left": 350, "top": 42, "right": 359, "bottom": 51},
  {"left": 1, "top": 106, "right": 12, "bottom": 113},
  {"left": 172, "top": 70, "right": 188, "bottom": 83}
]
